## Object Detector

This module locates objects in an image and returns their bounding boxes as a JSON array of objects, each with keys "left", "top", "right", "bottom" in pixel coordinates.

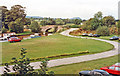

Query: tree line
[
  {"left": 82, "top": 11, "right": 116, "bottom": 30},
  {"left": 30, "top": 17, "right": 82, "bottom": 26}
]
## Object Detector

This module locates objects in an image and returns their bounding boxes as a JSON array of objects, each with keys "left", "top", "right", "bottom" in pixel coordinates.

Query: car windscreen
[{"left": 115, "top": 67, "right": 120, "bottom": 71}]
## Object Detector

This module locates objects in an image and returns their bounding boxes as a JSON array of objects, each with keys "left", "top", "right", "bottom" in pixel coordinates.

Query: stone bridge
[{"left": 41, "top": 25, "right": 62, "bottom": 33}]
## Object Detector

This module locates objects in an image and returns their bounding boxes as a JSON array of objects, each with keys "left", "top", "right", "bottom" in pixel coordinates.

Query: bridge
[{"left": 41, "top": 25, "right": 63, "bottom": 33}]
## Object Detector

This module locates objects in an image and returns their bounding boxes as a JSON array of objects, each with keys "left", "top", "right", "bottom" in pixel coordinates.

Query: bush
[
  {"left": 96, "top": 26, "right": 110, "bottom": 36},
  {"left": 1, "top": 51, "right": 89, "bottom": 66}
]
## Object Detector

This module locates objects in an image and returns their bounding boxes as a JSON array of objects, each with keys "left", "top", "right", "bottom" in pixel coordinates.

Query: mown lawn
[
  {"left": 2, "top": 34, "right": 113, "bottom": 63},
  {"left": 17, "top": 31, "right": 32, "bottom": 35},
  {"left": 49, "top": 55, "right": 119, "bottom": 74}
]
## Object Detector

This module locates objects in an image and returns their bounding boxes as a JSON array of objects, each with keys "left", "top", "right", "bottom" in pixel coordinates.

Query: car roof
[
  {"left": 113, "top": 36, "right": 118, "bottom": 37},
  {"left": 92, "top": 70, "right": 108, "bottom": 73},
  {"left": 115, "top": 63, "right": 120, "bottom": 66},
  {"left": 10, "top": 37, "right": 18, "bottom": 38}
]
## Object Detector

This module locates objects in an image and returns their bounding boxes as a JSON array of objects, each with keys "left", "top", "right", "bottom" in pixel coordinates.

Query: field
[
  {"left": 49, "top": 54, "right": 119, "bottom": 74},
  {"left": 2, "top": 34, "right": 113, "bottom": 63}
]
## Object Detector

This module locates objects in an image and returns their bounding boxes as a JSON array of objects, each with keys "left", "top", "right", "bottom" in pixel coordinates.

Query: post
[{"left": 0, "top": 6, "right": 2, "bottom": 71}]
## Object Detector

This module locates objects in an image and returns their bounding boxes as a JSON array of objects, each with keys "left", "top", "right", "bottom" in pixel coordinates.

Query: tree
[
  {"left": 89, "top": 11, "right": 103, "bottom": 30},
  {"left": 103, "top": 16, "right": 115, "bottom": 27},
  {"left": 24, "top": 18, "right": 31, "bottom": 25},
  {"left": 40, "top": 20, "right": 47, "bottom": 26},
  {"left": 96, "top": 26, "right": 110, "bottom": 36},
  {"left": 74, "top": 19, "right": 82, "bottom": 25},
  {"left": 117, "top": 20, "right": 120, "bottom": 28},
  {"left": 30, "top": 21, "right": 41, "bottom": 33},
  {"left": 2, "top": 27, "right": 8, "bottom": 33},
  {"left": 94, "top": 11, "right": 103, "bottom": 20},
  {"left": 1, "top": 6, "right": 10, "bottom": 29},
  {"left": 9, "top": 18, "right": 24, "bottom": 33},
  {"left": 1, "top": 5, "right": 26, "bottom": 32},
  {"left": 10, "top": 5, "right": 26, "bottom": 22},
  {"left": 55, "top": 18, "right": 65, "bottom": 25},
  {"left": 90, "top": 18, "right": 100, "bottom": 30}
]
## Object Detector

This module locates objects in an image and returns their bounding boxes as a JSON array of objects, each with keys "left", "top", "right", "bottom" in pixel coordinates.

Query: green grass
[
  {"left": 17, "top": 31, "right": 32, "bottom": 35},
  {"left": 49, "top": 55, "right": 119, "bottom": 74},
  {"left": 2, "top": 34, "right": 113, "bottom": 63}
]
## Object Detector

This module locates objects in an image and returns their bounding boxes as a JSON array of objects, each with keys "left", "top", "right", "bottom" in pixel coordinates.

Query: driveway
[{"left": 0, "top": 28, "right": 119, "bottom": 74}]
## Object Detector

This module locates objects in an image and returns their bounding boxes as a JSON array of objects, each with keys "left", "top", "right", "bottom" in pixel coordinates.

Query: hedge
[{"left": 1, "top": 51, "right": 89, "bottom": 65}]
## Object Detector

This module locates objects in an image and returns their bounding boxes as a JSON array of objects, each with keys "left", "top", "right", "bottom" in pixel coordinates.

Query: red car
[
  {"left": 8, "top": 37, "right": 21, "bottom": 43},
  {"left": 100, "top": 63, "right": 120, "bottom": 75}
]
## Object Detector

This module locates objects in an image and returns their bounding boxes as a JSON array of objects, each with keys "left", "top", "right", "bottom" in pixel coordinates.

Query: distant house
[{"left": 0, "top": 32, "right": 16, "bottom": 37}]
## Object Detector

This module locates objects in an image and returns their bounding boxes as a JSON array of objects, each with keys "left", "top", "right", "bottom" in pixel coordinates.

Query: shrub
[
  {"left": 1, "top": 51, "right": 89, "bottom": 66},
  {"left": 96, "top": 26, "right": 110, "bottom": 36}
]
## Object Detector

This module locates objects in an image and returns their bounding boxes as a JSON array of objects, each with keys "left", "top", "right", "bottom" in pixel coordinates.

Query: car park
[
  {"left": 88, "top": 33, "right": 93, "bottom": 37},
  {"left": 0, "top": 37, "right": 8, "bottom": 41},
  {"left": 31, "top": 36, "right": 41, "bottom": 38},
  {"left": 109, "top": 36, "right": 119, "bottom": 40},
  {"left": 93, "top": 34, "right": 100, "bottom": 37},
  {"left": 30, "top": 35, "right": 41, "bottom": 38},
  {"left": 100, "top": 63, "right": 120, "bottom": 75},
  {"left": 79, "top": 69, "right": 110, "bottom": 76},
  {"left": 82, "top": 33, "right": 88, "bottom": 36},
  {"left": 8, "top": 37, "right": 21, "bottom": 43}
]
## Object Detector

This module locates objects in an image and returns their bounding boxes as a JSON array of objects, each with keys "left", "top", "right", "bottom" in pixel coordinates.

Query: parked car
[
  {"left": 82, "top": 33, "right": 88, "bottom": 36},
  {"left": 30, "top": 35, "right": 41, "bottom": 38},
  {"left": 93, "top": 34, "right": 100, "bottom": 37},
  {"left": 31, "top": 36, "right": 41, "bottom": 38},
  {"left": 79, "top": 70, "right": 110, "bottom": 76},
  {"left": 100, "top": 63, "right": 120, "bottom": 75},
  {"left": 8, "top": 37, "right": 21, "bottom": 43},
  {"left": 109, "top": 36, "right": 119, "bottom": 40},
  {"left": 0, "top": 37, "right": 7, "bottom": 41},
  {"left": 88, "top": 33, "right": 93, "bottom": 37}
]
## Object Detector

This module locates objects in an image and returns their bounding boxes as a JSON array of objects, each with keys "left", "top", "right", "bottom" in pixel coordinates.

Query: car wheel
[{"left": 79, "top": 74, "right": 84, "bottom": 76}]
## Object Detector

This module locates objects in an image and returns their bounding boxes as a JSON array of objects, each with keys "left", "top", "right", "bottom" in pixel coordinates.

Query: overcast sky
[{"left": 0, "top": 0, "right": 119, "bottom": 19}]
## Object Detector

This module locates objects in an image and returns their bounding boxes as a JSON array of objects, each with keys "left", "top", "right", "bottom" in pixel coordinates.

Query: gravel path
[{"left": 0, "top": 28, "right": 119, "bottom": 74}]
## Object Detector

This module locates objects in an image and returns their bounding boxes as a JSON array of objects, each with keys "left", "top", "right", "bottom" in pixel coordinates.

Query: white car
[{"left": 0, "top": 37, "right": 7, "bottom": 41}]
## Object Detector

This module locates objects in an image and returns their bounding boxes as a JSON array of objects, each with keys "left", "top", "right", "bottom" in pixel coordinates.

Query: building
[{"left": 118, "top": 1, "right": 120, "bottom": 20}]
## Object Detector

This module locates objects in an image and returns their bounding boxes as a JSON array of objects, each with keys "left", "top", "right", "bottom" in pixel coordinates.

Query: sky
[{"left": 0, "top": 0, "right": 119, "bottom": 19}]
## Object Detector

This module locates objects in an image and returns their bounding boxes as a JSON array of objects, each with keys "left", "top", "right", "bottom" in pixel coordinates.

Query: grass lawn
[
  {"left": 17, "top": 31, "right": 32, "bottom": 35},
  {"left": 2, "top": 34, "right": 113, "bottom": 63},
  {"left": 49, "top": 55, "right": 119, "bottom": 74}
]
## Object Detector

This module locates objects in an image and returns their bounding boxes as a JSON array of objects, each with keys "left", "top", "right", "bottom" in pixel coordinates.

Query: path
[{"left": 0, "top": 28, "right": 119, "bottom": 74}]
